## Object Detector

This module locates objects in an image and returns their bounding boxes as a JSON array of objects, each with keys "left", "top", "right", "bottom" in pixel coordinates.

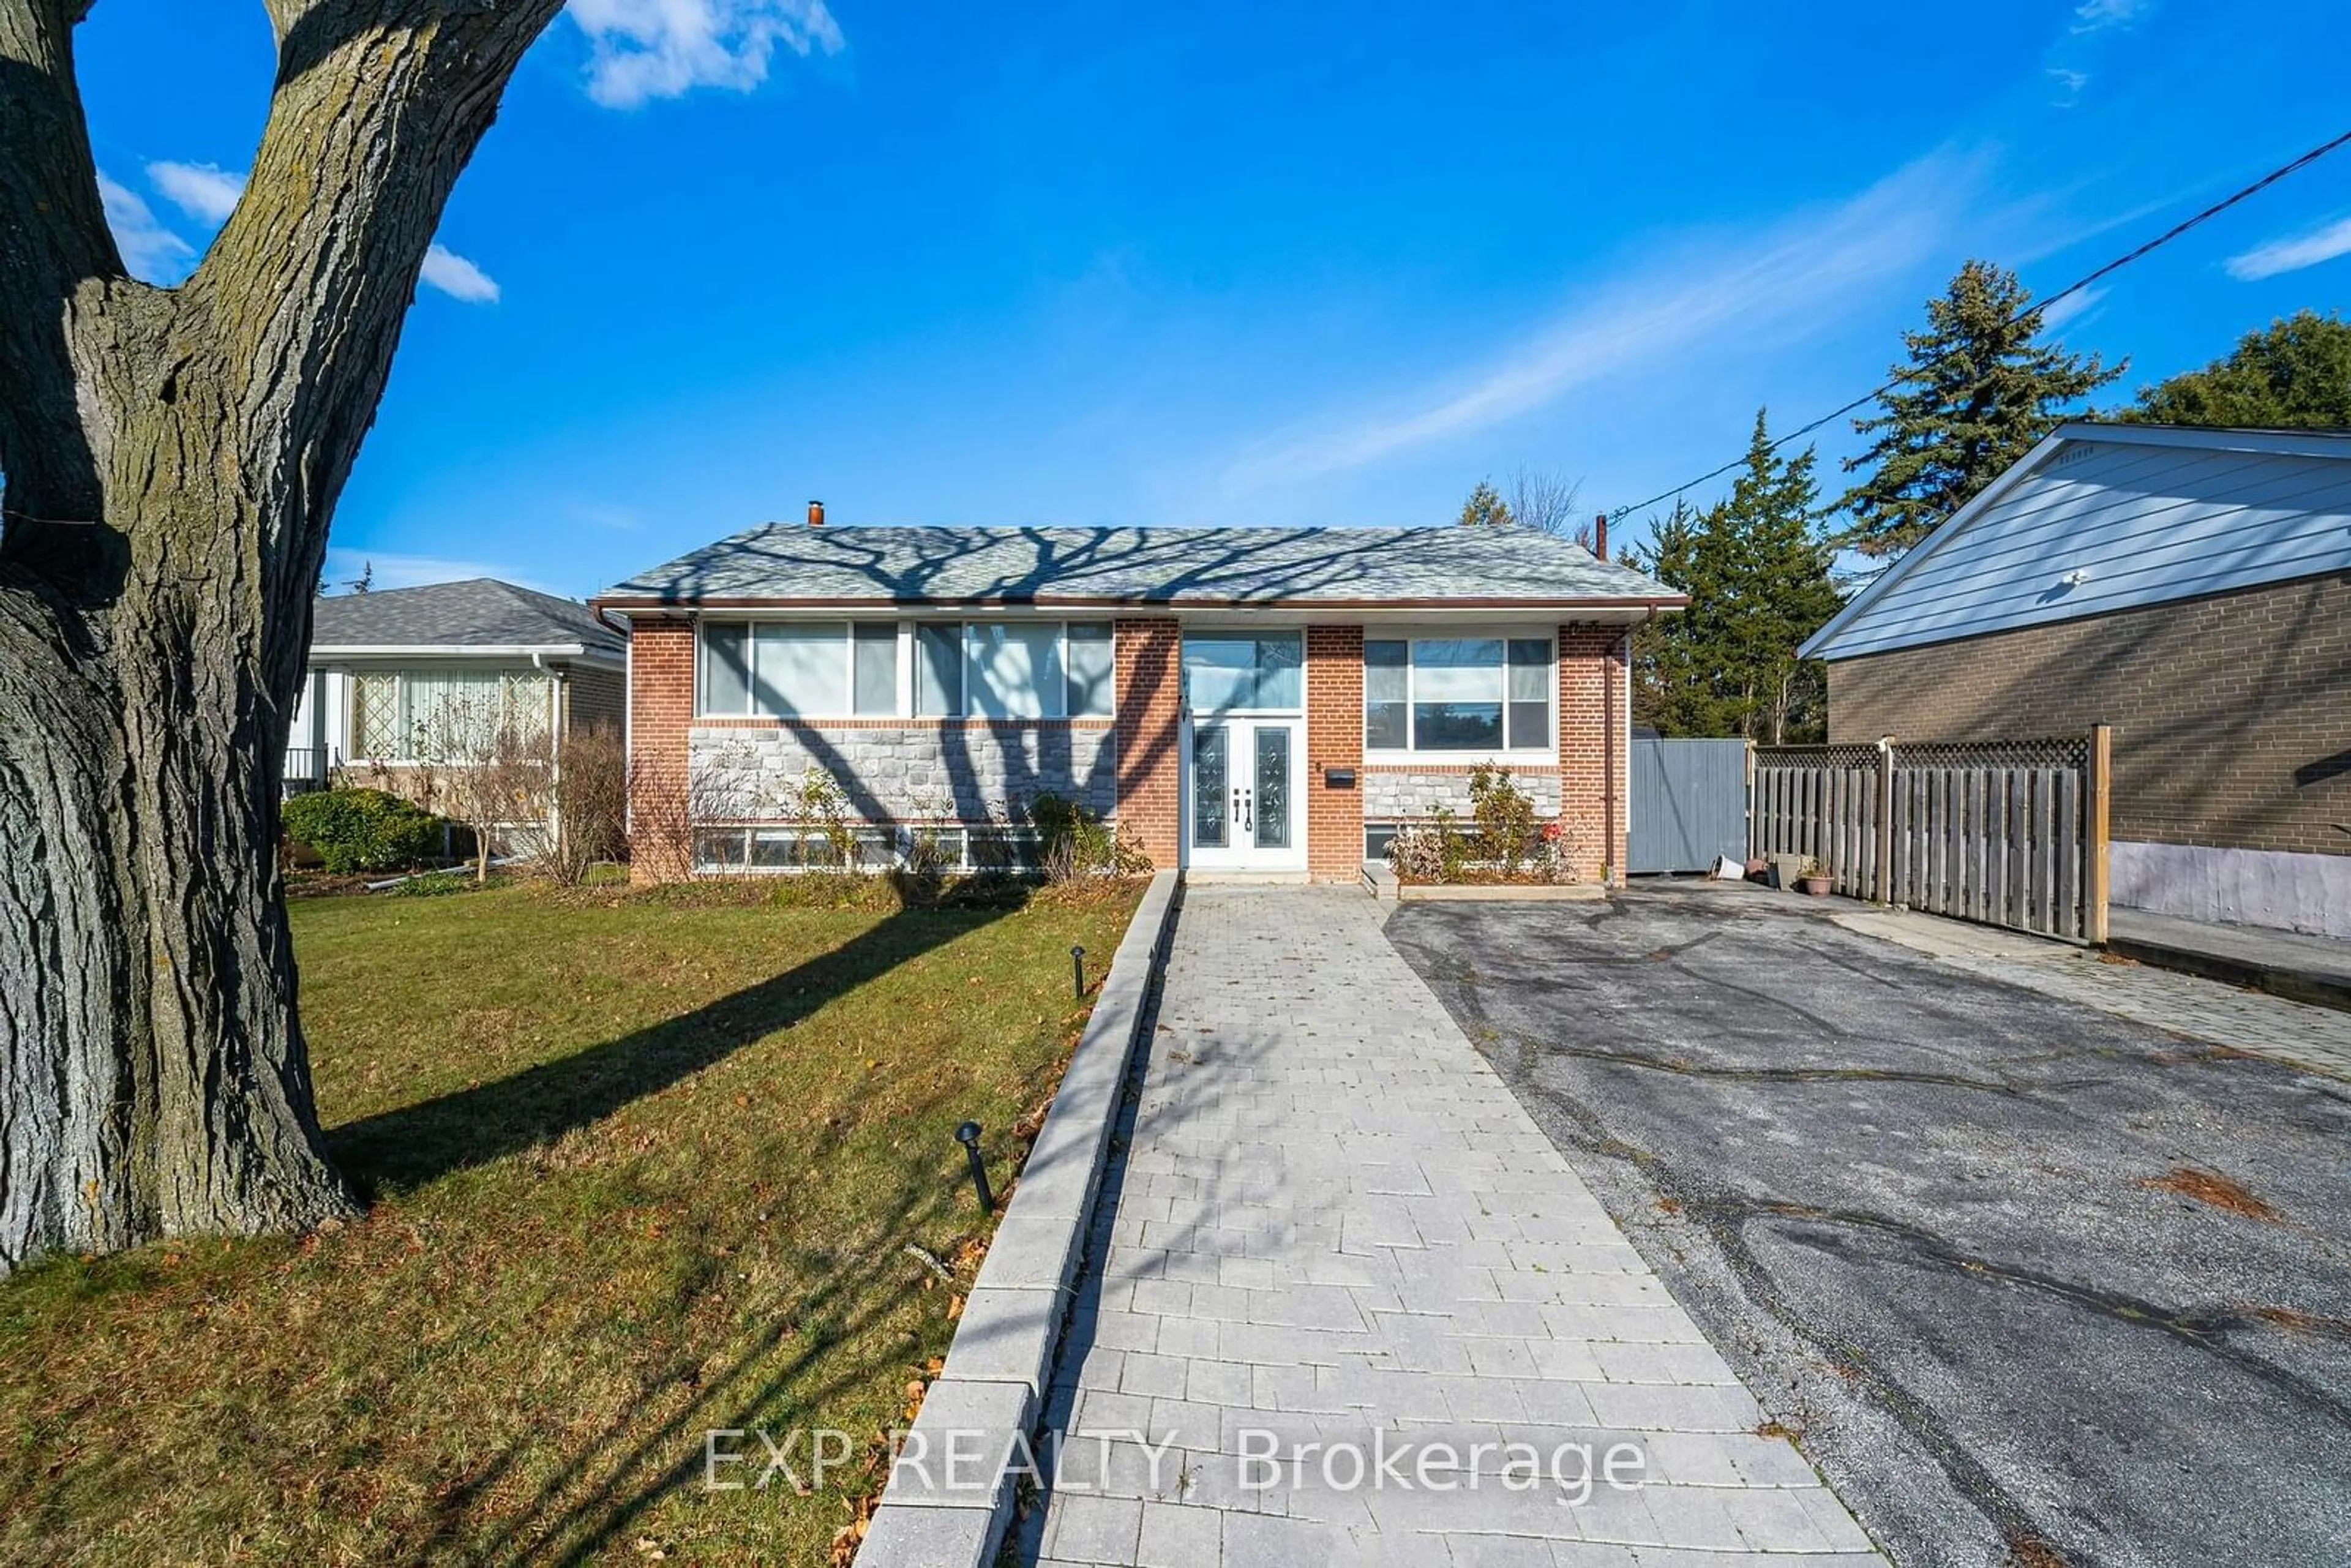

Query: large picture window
[
  {"left": 1363, "top": 636, "right": 1551, "bottom": 752},
  {"left": 1182, "top": 632, "right": 1303, "bottom": 713},
  {"left": 349, "top": 669, "right": 552, "bottom": 762},
  {"left": 702, "top": 619, "right": 1112, "bottom": 719}
]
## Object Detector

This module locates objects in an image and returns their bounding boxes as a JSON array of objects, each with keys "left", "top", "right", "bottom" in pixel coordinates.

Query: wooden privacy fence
[{"left": 1750, "top": 729, "right": 2111, "bottom": 942}]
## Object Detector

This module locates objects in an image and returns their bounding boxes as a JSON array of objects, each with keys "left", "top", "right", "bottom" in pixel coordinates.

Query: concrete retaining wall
[{"left": 2112, "top": 840, "right": 2351, "bottom": 940}]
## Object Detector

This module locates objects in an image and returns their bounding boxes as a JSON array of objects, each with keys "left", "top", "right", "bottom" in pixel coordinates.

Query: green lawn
[{"left": 0, "top": 877, "right": 1142, "bottom": 1566}]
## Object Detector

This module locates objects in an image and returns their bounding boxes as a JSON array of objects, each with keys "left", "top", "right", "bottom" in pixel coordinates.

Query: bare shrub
[
  {"left": 408, "top": 684, "right": 554, "bottom": 885},
  {"left": 508, "top": 724, "right": 627, "bottom": 885},
  {"left": 629, "top": 749, "right": 757, "bottom": 883}
]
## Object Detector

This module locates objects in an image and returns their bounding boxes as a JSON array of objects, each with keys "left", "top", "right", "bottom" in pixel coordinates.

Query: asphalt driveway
[{"left": 1385, "top": 887, "right": 2351, "bottom": 1568}]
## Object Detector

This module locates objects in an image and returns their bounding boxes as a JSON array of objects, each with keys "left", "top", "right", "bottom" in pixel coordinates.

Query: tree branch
[
  {"left": 160, "top": 0, "right": 565, "bottom": 626},
  {"left": 0, "top": 0, "right": 124, "bottom": 540},
  {"left": 0, "top": 0, "right": 114, "bottom": 284}
]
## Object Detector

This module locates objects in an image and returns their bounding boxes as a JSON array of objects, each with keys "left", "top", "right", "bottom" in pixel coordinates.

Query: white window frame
[
  {"left": 690, "top": 822, "right": 1049, "bottom": 876},
  {"left": 1362, "top": 629, "right": 1556, "bottom": 759},
  {"left": 696, "top": 620, "right": 861, "bottom": 719},
  {"left": 697, "top": 617, "right": 1114, "bottom": 721}
]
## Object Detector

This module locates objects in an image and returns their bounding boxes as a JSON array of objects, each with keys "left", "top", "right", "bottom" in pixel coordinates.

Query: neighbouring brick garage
[
  {"left": 1827, "top": 570, "right": 2351, "bottom": 859},
  {"left": 1805, "top": 422, "right": 2351, "bottom": 937}
]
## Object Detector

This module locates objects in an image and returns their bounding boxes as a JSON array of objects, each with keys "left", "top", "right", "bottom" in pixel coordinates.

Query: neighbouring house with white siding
[
  {"left": 1804, "top": 422, "right": 2351, "bottom": 938},
  {"left": 290, "top": 578, "right": 626, "bottom": 796}
]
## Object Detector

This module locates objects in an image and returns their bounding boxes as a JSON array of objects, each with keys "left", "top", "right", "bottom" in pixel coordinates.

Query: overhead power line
[{"left": 1606, "top": 126, "right": 2351, "bottom": 524}]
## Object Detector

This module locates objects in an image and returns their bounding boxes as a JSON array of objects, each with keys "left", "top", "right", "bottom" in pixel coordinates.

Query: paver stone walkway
[{"left": 1024, "top": 887, "right": 1883, "bottom": 1567}]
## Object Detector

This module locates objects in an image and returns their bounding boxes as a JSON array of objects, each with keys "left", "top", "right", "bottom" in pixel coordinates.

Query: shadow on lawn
[
  {"left": 351, "top": 882, "right": 1062, "bottom": 1566},
  {"left": 447, "top": 1122, "right": 959, "bottom": 1568},
  {"left": 325, "top": 884, "right": 1030, "bottom": 1196}
]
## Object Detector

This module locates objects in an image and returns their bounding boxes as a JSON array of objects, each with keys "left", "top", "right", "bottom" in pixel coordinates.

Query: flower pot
[{"left": 1797, "top": 875, "right": 1833, "bottom": 896}]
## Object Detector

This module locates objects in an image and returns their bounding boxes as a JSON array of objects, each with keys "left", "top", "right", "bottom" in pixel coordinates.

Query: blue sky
[{"left": 72, "top": 1, "right": 2351, "bottom": 597}]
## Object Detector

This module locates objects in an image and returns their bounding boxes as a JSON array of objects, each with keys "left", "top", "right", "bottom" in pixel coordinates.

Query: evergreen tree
[
  {"left": 1457, "top": 479, "right": 1513, "bottom": 527},
  {"left": 2126, "top": 310, "right": 2351, "bottom": 429},
  {"left": 1629, "top": 411, "right": 1844, "bottom": 742},
  {"left": 1627, "top": 500, "right": 1725, "bottom": 737},
  {"left": 1839, "top": 260, "right": 2122, "bottom": 558}
]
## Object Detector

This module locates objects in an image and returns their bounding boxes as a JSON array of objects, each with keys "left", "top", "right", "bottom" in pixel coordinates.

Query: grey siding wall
[
  {"left": 689, "top": 721, "right": 1116, "bottom": 823},
  {"left": 1814, "top": 435, "right": 2351, "bottom": 659}
]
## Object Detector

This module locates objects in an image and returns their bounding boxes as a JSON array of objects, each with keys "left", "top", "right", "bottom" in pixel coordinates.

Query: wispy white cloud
[
  {"left": 323, "top": 549, "right": 563, "bottom": 596},
  {"left": 569, "top": 501, "right": 645, "bottom": 531},
  {"left": 98, "top": 172, "right": 195, "bottom": 282},
  {"left": 2044, "top": 0, "right": 2150, "bottom": 103},
  {"left": 2036, "top": 285, "right": 2105, "bottom": 331},
  {"left": 420, "top": 244, "right": 501, "bottom": 304},
  {"left": 2071, "top": 0, "right": 2151, "bottom": 33},
  {"left": 147, "top": 160, "right": 245, "bottom": 225},
  {"left": 1223, "top": 150, "right": 1985, "bottom": 492},
  {"left": 2225, "top": 215, "right": 2351, "bottom": 281},
  {"left": 566, "top": 0, "right": 844, "bottom": 109}
]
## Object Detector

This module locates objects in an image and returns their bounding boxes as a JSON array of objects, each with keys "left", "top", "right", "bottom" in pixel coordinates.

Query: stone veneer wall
[
  {"left": 1362, "top": 767, "right": 1562, "bottom": 820},
  {"left": 688, "top": 721, "right": 1115, "bottom": 822},
  {"left": 624, "top": 612, "right": 1637, "bottom": 884}
]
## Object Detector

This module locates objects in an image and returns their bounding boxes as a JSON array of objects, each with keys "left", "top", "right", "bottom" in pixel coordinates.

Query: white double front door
[{"left": 1184, "top": 714, "right": 1305, "bottom": 872}]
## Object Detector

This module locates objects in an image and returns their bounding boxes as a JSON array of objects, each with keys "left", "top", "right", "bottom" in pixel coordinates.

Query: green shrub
[
  {"left": 1027, "top": 792, "right": 1152, "bottom": 881},
  {"left": 1468, "top": 764, "right": 1539, "bottom": 874},
  {"left": 282, "top": 789, "right": 443, "bottom": 876}
]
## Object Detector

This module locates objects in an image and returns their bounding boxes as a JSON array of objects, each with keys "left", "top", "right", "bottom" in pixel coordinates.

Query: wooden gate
[{"left": 1750, "top": 729, "right": 2110, "bottom": 942}]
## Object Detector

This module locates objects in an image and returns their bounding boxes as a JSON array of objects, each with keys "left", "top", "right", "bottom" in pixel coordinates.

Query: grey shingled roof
[
  {"left": 310, "top": 578, "right": 623, "bottom": 656},
  {"left": 598, "top": 525, "right": 1679, "bottom": 608}
]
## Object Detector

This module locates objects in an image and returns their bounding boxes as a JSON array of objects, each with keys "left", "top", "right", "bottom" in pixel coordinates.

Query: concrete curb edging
[
  {"left": 856, "top": 869, "right": 1180, "bottom": 1567},
  {"left": 2104, "top": 929, "right": 2351, "bottom": 1013}
]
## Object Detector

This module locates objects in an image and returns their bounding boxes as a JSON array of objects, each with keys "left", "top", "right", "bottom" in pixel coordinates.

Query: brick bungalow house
[
  {"left": 594, "top": 510, "right": 1684, "bottom": 882},
  {"left": 1802, "top": 422, "right": 2351, "bottom": 937},
  {"left": 291, "top": 577, "right": 626, "bottom": 793}
]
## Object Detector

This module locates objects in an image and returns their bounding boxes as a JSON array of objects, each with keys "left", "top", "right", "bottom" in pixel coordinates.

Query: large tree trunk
[{"left": 0, "top": 0, "right": 564, "bottom": 1269}]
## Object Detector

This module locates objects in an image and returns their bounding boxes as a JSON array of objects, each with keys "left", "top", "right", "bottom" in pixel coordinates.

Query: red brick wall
[
  {"left": 563, "top": 665, "right": 626, "bottom": 737},
  {"left": 1558, "top": 624, "right": 1629, "bottom": 885},
  {"left": 1114, "top": 618, "right": 1182, "bottom": 870},
  {"left": 1305, "top": 624, "right": 1366, "bottom": 881},
  {"left": 626, "top": 617, "right": 696, "bottom": 882}
]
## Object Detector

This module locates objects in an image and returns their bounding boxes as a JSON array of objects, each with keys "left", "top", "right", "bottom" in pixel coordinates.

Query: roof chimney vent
[
  {"left": 807, "top": 500, "right": 825, "bottom": 528},
  {"left": 1592, "top": 512, "right": 1608, "bottom": 561}
]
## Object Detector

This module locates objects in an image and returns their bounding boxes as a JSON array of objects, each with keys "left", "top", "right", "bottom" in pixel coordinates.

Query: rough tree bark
[{"left": 0, "top": 0, "right": 565, "bottom": 1269}]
